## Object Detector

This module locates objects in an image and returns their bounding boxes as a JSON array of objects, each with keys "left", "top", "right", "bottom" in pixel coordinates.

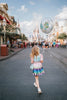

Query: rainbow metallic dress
[{"left": 30, "top": 54, "right": 44, "bottom": 76}]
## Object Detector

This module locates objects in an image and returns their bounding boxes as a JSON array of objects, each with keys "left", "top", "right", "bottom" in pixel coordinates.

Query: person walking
[
  {"left": 7, "top": 40, "right": 10, "bottom": 48},
  {"left": 30, "top": 46, "right": 44, "bottom": 94}
]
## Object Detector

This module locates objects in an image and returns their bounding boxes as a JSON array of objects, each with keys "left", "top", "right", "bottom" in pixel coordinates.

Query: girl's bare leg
[
  {"left": 35, "top": 76, "right": 42, "bottom": 93},
  {"left": 35, "top": 76, "right": 40, "bottom": 88}
]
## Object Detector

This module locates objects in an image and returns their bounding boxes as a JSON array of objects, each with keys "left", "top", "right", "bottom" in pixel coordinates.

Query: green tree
[
  {"left": 58, "top": 33, "right": 67, "bottom": 39},
  {"left": 22, "top": 34, "right": 28, "bottom": 40}
]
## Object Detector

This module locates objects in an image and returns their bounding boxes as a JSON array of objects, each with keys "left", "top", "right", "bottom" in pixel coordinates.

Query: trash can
[{"left": 1, "top": 45, "right": 8, "bottom": 56}]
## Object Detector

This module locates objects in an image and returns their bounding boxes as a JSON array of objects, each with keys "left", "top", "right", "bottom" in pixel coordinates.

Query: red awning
[
  {"left": 4, "top": 17, "right": 11, "bottom": 25},
  {"left": 0, "top": 15, "right": 11, "bottom": 25},
  {"left": 5, "top": 18, "right": 11, "bottom": 25},
  {"left": 0, "top": 15, "right": 4, "bottom": 20}
]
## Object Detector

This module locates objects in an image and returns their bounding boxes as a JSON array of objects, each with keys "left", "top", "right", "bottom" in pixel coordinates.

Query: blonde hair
[{"left": 30, "top": 46, "right": 39, "bottom": 58}]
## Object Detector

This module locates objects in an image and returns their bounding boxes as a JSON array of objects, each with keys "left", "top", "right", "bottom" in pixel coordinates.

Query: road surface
[{"left": 0, "top": 48, "right": 67, "bottom": 100}]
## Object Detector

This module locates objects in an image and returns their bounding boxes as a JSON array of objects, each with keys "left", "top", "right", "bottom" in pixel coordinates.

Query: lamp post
[{"left": 3, "top": 18, "right": 6, "bottom": 44}]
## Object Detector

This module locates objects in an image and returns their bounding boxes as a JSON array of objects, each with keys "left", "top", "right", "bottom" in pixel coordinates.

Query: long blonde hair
[{"left": 30, "top": 46, "right": 39, "bottom": 58}]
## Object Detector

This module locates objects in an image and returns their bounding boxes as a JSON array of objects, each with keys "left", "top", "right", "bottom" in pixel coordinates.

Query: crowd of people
[
  {"left": 7, "top": 40, "right": 28, "bottom": 49},
  {"left": 27, "top": 41, "right": 61, "bottom": 48},
  {"left": 6, "top": 39, "right": 67, "bottom": 49}
]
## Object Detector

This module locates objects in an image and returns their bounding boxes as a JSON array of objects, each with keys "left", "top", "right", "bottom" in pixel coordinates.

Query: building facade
[
  {"left": 0, "top": 3, "right": 21, "bottom": 45},
  {"left": 48, "top": 20, "right": 67, "bottom": 42}
]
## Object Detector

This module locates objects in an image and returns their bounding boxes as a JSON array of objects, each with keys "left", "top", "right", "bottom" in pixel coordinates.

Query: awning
[
  {"left": 0, "top": 15, "right": 11, "bottom": 25},
  {"left": 5, "top": 17, "right": 11, "bottom": 25},
  {"left": 0, "top": 15, "right": 4, "bottom": 20}
]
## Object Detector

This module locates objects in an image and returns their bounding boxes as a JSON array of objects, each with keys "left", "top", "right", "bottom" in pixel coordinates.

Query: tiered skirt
[{"left": 32, "top": 62, "right": 44, "bottom": 76}]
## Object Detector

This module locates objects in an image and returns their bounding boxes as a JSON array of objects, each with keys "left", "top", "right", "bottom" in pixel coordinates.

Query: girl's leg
[
  {"left": 35, "top": 76, "right": 40, "bottom": 88},
  {"left": 35, "top": 76, "right": 42, "bottom": 93}
]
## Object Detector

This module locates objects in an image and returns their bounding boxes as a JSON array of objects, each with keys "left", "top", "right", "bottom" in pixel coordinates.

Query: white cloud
[
  {"left": 20, "top": 21, "right": 34, "bottom": 35},
  {"left": 55, "top": 7, "right": 67, "bottom": 27},
  {"left": 55, "top": 7, "right": 67, "bottom": 20},
  {"left": 18, "top": 5, "right": 28, "bottom": 12},
  {"left": 30, "top": 1, "right": 35, "bottom": 5},
  {"left": 20, "top": 13, "right": 43, "bottom": 37}
]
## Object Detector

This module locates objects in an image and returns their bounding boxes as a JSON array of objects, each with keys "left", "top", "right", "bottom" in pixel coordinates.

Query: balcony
[{"left": 0, "top": 6, "right": 7, "bottom": 15}]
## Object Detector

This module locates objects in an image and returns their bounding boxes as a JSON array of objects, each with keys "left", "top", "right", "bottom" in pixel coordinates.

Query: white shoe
[
  {"left": 38, "top": 88, "right": 42, "bottom": 94},
  {"left": 34, "top": 82, "right": 37, "bottom": 87}
]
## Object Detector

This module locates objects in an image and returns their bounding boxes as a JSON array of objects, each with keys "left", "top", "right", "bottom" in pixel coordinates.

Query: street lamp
[{"left": 3, "top": 18, "right": 6, "bottom": 44}]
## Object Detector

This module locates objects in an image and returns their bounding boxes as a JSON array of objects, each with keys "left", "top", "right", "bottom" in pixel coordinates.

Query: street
[{"left": 0, "top": 48, "right": 67, "bottom": 100}]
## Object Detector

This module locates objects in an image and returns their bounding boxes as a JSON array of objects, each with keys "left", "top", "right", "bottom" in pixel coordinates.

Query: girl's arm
[
  {"left": 40, "top": 54, "right": 43, "bottom": 63},
  {"left": 31, "top": 57, "right": 34, "bottom": 64}
]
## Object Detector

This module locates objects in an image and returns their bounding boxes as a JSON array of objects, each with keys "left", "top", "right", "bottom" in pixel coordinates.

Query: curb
[{"left": 0, "top": 48, "right": 24, "bottom": 61}]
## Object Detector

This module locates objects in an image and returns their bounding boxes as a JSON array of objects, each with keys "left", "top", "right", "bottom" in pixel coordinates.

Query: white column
[{"left": 1, "top": 36, "right": 3, "bottom": 45}]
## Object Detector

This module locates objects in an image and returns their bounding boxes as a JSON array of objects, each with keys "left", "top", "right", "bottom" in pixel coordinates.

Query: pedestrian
[
  {"left": 30, "top": 46, "right": 44, "bottom": 94},
  {"left": 53, "top": 41, "right": 56, "bottom": 47},
  {"left": 7, "top": 40, "right": 10, "bottom": 48}
]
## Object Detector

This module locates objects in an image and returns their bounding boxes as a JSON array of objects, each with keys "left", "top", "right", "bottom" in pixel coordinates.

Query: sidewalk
[
  {"left": 48, "top": 48, "right": 67, "bottom": 66},
  {"left": 0, "top": 48, "right": 24, "bottom": 61}
]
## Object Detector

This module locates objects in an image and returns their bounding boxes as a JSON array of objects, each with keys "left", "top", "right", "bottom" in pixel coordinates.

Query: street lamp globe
[{"left": 3, "top": 18, "right": 6, "bottom": 26}]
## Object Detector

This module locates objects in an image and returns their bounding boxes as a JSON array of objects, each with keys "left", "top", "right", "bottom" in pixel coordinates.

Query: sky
[{"left": 0, "top": 0, "right": 67, "bottom": 37}]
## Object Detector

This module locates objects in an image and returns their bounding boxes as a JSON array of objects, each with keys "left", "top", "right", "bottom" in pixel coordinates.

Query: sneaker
[
  {"left": 34, "top": 82, "right": 37, "bottom": 87},
  {"left": 38, "top": 88, "right": 42, "bottom": 94}
]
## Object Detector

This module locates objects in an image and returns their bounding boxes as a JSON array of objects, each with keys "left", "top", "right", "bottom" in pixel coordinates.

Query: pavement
[
  {"left": 47, "top": 48, "right": 67, "bottom": 66},
  {"left": 0, "top": 48, "right": 24, "bottom": 61},
  {"left": 0, "top": 48, "right": 67, "bottom": 100}
]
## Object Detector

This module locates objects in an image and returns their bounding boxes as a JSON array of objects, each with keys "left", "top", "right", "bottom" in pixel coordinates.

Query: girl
[{"left": 30, "top": 46, "right": 44, "bottom": 94}]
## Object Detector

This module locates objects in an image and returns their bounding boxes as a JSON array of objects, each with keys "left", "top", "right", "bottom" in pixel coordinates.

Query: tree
[
  {"left": 58, "top": 33, "right": 67, "bottom": 39},
  {"left": 22, "top": 34, "right": 28, "bottom": 40},
  {"left": 0, "top": 24, "right": 15, "bottom": 33}
]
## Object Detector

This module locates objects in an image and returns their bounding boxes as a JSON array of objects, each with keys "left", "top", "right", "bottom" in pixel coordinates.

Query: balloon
[{"left": 40, "top": 18, "right": 54, "bottom": 34}]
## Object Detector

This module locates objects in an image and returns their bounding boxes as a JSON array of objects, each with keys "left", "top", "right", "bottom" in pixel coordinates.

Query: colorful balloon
[{"left": 40, "top": 18, "right": 54, "bottom": 34}]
